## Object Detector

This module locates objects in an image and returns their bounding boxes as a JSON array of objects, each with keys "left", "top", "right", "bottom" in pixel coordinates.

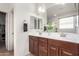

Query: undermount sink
[
  {"left": 38, "top": 32, "right": 42, "bottom": 35},
  {"left": 60, "top": 33, "right": 66, "bottom": 37}
]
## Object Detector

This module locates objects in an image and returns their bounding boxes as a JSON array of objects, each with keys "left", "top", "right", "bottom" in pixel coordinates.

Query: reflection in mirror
[
  {"left": 30, "top": 16, "right": 43, "bottom": 30},
  {"left": 47, "top": 3, "right": 78, "bottom": 33},
  {"left": 30, "top": 16, "right": 37, "bottom": 29}
]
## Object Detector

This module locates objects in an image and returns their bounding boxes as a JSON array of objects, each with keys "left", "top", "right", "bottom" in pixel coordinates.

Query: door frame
[{"left": 5, "top": 9, "right": 14, "bottom": 51}]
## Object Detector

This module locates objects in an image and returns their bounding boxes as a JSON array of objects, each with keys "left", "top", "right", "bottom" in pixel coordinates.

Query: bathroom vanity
[{"left": 29, "top": 33, "right": 79, "bottom": 56}]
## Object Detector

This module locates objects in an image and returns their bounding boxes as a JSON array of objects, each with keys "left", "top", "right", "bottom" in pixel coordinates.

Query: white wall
[
  {"left": 14, "top": 3, "right": 47, "bottom": 56},
  {"left": 14, "top": 3, "right": 36, "bottom": 56}
]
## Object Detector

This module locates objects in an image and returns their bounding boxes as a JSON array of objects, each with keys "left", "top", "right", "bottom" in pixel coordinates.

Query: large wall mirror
[{"left": 47, "top": 3, "right": 79, "bottom": 33}]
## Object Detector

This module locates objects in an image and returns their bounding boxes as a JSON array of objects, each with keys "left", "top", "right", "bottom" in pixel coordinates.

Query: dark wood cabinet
[
  {"left": 48, "top": 39, "right": 79, "bottom": 56},
  {"left": 29, "top": 35, "right": 79, "bottom": 56},
  {"left": 39, "top": 38, "right": 48, "bottom": 56},
  {"left": 29, "top": 36, "right": 39, "bottom": 56}
]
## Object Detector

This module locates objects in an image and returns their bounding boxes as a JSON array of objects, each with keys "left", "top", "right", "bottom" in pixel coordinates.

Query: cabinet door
[
  {"left": 29, "top": 37, "right": 34, "bottom": 54},
  {"left": 39, "top": 38, "right": 48, "bottom": 56},
  {"left": 29, "top": 36, "right": 39, "bottom": 55},
  {"left": 60, "top": 49, "right": 74, "bottom": 56},
  {"left": 48, "top": 46, "right": 59, "bottom": 56},
  {"left": 39, "top": 45, "right": 48, "bottom": 56},
  {"left": 33, "top": 39, "right": 39, "bottom": 56}
]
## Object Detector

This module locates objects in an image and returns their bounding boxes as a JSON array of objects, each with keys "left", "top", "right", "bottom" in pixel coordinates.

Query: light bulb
[{"left": 38, "top": 6, "right": 45, "bottom": 13}]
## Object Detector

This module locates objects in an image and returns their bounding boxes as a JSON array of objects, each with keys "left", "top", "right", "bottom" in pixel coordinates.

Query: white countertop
[{"left": 29, "top": 32, "right": 79, "bottom": 43}]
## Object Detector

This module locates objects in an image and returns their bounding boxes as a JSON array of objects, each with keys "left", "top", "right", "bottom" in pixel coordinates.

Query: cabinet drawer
[
  {"left": 48, "top": 39, "right": 61, "bottom": 47},
  {"left": 60, "top": 41, "right": 78, "bottom": 51},
  {"left": 30, "top": 36, "right": 38, "bottom": 41},
  {"left": 60, "top": 48, "right": 77, "bottom": 56},
  {"left": 39, "top": 37, "right": 47, "bottom": 43}
]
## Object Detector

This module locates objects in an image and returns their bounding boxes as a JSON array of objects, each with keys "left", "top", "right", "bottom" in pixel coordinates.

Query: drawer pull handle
[
  {"left": 50, "top": 47, "right": 56, "bottom": 50},
  {"left": 63, "top": 51, "right": 72, "bottom": 56}
]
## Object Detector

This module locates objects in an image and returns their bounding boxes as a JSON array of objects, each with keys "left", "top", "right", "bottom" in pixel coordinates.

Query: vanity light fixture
[{"left": 38, "top": 6, "right": 45, "bottom": 13}]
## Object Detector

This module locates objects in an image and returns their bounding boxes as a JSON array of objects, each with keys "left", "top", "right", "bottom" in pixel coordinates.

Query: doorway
[
  {"left": 0, "top": 11, "right": 14, "bottom": 56},
  {"left": 0, "top": 12, "right": 6, "bottom": 49}
]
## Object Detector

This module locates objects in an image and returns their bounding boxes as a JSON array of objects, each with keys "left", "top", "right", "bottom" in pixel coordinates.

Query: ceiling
[
  {"left": 44, "top": 3, "right": 78, "bottom": 19},
  {"left": 0, "top": 3, "right": 13, "bottom": 12},
  {"left": 44, "top": 3, "right": 55, "bottom": 9}
]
